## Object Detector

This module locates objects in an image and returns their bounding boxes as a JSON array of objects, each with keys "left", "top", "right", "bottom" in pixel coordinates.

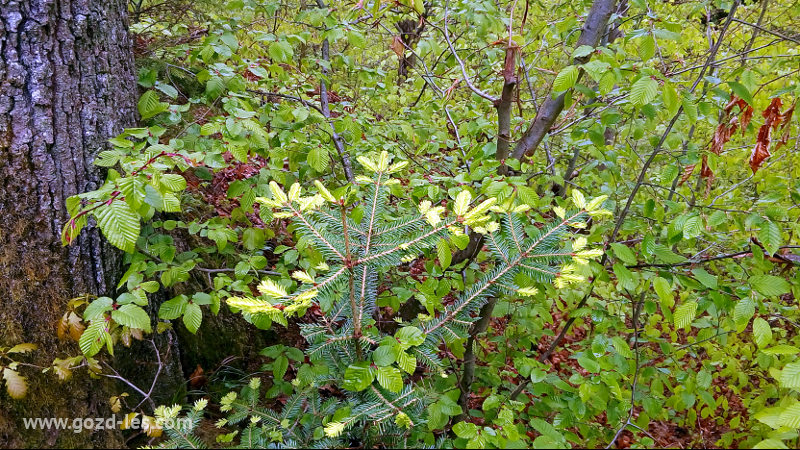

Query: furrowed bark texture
[
  {"left": 0, "top": 0, "right": 134, "bottom": 446},
  {"left": 511, "top": 0, "right": 617, "bottom": 161}
]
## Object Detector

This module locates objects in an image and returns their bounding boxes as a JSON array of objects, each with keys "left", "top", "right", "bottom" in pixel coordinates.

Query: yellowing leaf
[
  {"left": 3, "top": 368, "right": 27, "bottom": 399},
  {"left": 7, "top": 343, "right": 37, "bottom": 354}
]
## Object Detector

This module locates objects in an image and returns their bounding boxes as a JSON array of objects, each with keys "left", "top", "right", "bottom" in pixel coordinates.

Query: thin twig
[
  {"left": 442, "top": 0, "right": 498, "bottom": 102},
  {"left": 512, "top": 0, "right": 741, "bottom": 401}
]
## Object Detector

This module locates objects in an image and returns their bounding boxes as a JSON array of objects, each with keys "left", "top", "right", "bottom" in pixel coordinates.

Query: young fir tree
[{"left": 218, "top": 151, "right": 607, "bottom": 447}]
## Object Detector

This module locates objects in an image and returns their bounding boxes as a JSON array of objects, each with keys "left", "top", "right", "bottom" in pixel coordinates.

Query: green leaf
[
  {"left": 137, "top": 90, "right": 169, "bottom": 119},
  {"left": 396, "top": 351, "right": 416, "bottom": 374},
  {"left": 753, "top": 439, "right": 788, "bottom": 449},
  {"left": 154, "top": 81, "right": 179, "bottom": 99},
  {"left": 95, "top": 150, "right": 123, "bottom": 166},
  {"left": 653, "top": 245, "right": 687, "bottom": 264},
  {"left": 242, "top": 228, "right": 265, "bottom": 251},
  {"left": 229, "top": 145, "right": 248, "bottom": 163},
  {"left": 599, "top": 71, "right": 616, "bottom": 95},
  {"left": 653, "top": 28, "right": 681, "bottom": 41},
  {"left": 691, "top": 268, "right": 717, "bottom": 290},
  {"left": 348, "top": 30, "right": 366, "bottom": 47},
  {"left": 778, "top": 402, "right": 800, "bottom": 428},
  {"left": 84, "top": 297, "right": 113, "bottom": 321},
  {"left": 343, "top": 363, "right": 374, "bottom": 392},
  {"left": 755, "top": 407, "right": 784, "bottom": 429},
  {"left": 653, "top": 277, "right": 673, "bottom": 303},
  {"left": 753, "top": 317, "right": 772, "bottom": 348},
  {"left": 727, "top": 81, "right": 754, "bottom": 105},
  {"left": 95, "top": 200, "right": 140, "bottom": 253},
  {"left": 7, "top": 344, "right": 37, "bottom": 354},
  {"left": 696, "top": 369, "right": 712, "bottom": 389},
  {"left": 581, "top": 60, "right": 611, "bottom": 82},
  {"left": 192, "top": 292, "right": 212, "bottom": 306},
  {"left": 780, "top": 361, "right": 800, "bottom": 390},
  {"left": 292, "top": 107, "right": 309, "bottom": 122},
  {"left": 613, "top": 262, "right": 637, "bottom": 291},
  {"left": 111, "top": 304, "right": 152, "bottom": 332},
  {"left": 609, "top": 243, "right": 636, "bottom": 265},
  {"left": 373, "top": 345, "right": 397, "bottom": 366},
  {"left": 674, "top": 301, "right": 697, "bottom": 329},
  {"left": 552, "top": 65, "right": 579, "bottom": 92},
  {"left": 160, "top": 174, "right": 187, "bottom": 192},
  {"left": 161, "top": 194, "right": 181, "bottom": 213},
  {"left": 452, "top": 421, "right": 478, "bottom": 439},
  {"left": 577, "top": 355, "right": 600, "bottom": 373},
  {"left": 159, "top": 295, "right": 187, "bottom": 320},
  {"left": 395, "top": 326, "right": 424, "bottom": 348},
  {"left": 663, "top": 83, "right": 679, "bottom": 115},
  {"left": 140, "top": 281, "right": 160, "bottom": 293},
  {"left": 183, "top": 303, "right": 203, "bottom": 334},
  {"left": 451, "top": 233, "right": 470, "bottom": 250},
  {"left": 437, "top": 239, "right": 452, "bottom": 270},
  {"left": 758, "top": 220, "right": 782, "bottom": 257},
  {"left": 682, "top": 216, "right": 703, "bottom": 239},
  {"left": 205, "top": 76, "right": 225, "bottom": 99},
  {"left": 761, "top": 344, "right": 800, "bottom": 355},
  {"left": 273, "top": 355, "right": 289, "bottom": 380},
  {"left": 611, "top": 336, "right": 633, "bottom": 358},
  {"left": 220, "top": 31, "right": 238, "bottom": 50},
  {"left": 307, "top": 146, "right": 329, "bottom": 172},
  {"left": 268, "top": 41, "right": 293, "bottom": 63},
  {"left": 374, "top": 366, "right": 403, "bottom": 393},
  {"left": 630, "top": 76, "right": 658, "bottom": 107},
  {"left": 79, "top": 321, "right": 109, "bottom": 357},
  {"left": 638, "top": 34, "right": 655, "bottom": 61},
  {"left": 682, "top": 93, "right": 698, "bottom": 122},
  {"left": 572, "top": 45, "right": 594, "bottom": 59},
  {"left": 749, "top": 275, "right": 790, "bottom": 297},
  {"left": 734, "top": 298, "right": 755, "bottom": 331}
]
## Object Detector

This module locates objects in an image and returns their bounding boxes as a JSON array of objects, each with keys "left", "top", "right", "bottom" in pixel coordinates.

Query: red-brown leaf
[
  {"left": 750, "top": 98, "right": 790, "bottom": 172},
  {"left": 740, "top": 104, "right": 754, "bottom": 135},
  {"left": 390, "top": 35, "right": 405, "bottom": 58},
  {"left": 678, "top": 164, "right": 696, "bottom": 186},
  {"left": 763, "top": 97, "right": 784, "bottom": 128},
  {"left": 776, "top": 102, "right": 795, "bottom": 149},
  {"left": 711, "top": 116, "right": 738, "bottom": 155},
  {"left": 750, "top": 124, "right": 773, "bottom": 174}
]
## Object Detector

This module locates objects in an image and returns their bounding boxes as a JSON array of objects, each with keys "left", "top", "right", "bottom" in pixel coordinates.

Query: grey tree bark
[
  {"left": 510, "top": 0, "right": 617, "bottom": 161},
  {"left": 0, "top": 0, "right": 136, "bottom": 446}
]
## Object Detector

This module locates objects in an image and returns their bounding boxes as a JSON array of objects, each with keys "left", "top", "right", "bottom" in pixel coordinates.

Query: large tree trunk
[{"left": 0, "top": 0, "right": 136, "bottom": 446}]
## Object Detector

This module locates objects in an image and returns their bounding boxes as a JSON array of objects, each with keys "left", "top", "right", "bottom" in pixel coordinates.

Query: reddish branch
[
  {"left": 496, "top": 44, "right": 519, "bottom": 174},
  {"left": 64, "top": 152, "right": 192, "bottom": 242}
]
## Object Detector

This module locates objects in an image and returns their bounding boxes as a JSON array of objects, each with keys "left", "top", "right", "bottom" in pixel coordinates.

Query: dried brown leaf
[
  {"left": 390, "top": 35, "right": 404, "bottom": 58},
  {"left": 678, "top": 164, "right": 696, "bottom": 186}
]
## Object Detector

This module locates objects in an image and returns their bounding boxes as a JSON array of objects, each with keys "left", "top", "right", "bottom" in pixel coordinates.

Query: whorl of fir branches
[{"left": 219, "top": 151, "right": 609, "bottom": 445}]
